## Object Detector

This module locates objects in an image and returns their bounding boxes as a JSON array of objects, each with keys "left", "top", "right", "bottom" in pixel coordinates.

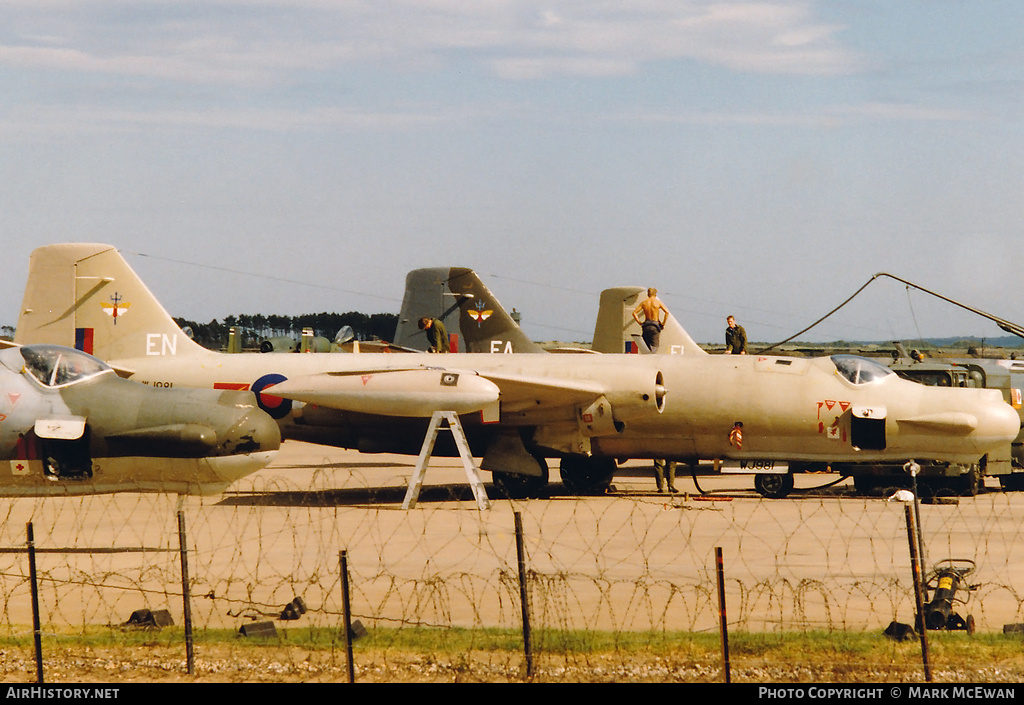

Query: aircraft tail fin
[
  {"left": 591, "top": 287, "right": 708, "bottom": 356},
  {"left": 16, "top": 244, "right": 210, "bottom": 361},
  {"left": 393, "top": 267, "right": 544, "bottom": 353}
]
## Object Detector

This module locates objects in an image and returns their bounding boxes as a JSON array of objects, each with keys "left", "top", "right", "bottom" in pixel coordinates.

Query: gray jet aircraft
[
  {"left": 14, "top": 244, "right": 1020, "bottom": 498},
  {"left": 0, "top": 343, "right": 280, "bottom": 495}
]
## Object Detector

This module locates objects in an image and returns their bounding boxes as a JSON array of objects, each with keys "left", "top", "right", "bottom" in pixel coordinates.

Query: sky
[{"left": 1, "top": 1, "right": 1023, "bottom": 346}]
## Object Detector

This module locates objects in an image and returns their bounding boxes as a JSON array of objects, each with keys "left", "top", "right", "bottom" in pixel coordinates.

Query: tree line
[{"left": 173, "top": 312, "right": 399, "bottom": 351}]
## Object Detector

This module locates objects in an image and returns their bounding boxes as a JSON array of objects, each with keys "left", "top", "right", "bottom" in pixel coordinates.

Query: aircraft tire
[
  {"left": 491, "top": 457, "right": 549, "bottom": 499},
  {"left": 560, "top": 456, "right": 616, "bottom": 496},
  {"left": 753, "top": 472, "right": 795, "bottom": 499},
  {"left": 960, "top": 464, "right": 981, "bottom": 497}
]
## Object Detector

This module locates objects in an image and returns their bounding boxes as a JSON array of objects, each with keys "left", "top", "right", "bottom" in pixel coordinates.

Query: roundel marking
[{"left": 252, "top": 373, "right": 293, "bottom": 419}]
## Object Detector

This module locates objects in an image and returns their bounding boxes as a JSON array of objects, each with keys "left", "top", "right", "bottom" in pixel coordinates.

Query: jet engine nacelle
[
  {"left": 260, "top": 337, "right": 297, "bottom": 353},
  {"left": 579, "top": 369, "right": 666, "bottom": 436}
]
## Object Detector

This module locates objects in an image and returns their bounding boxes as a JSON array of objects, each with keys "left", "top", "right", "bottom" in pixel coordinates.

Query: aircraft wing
[{"left": 472, "top": 371, "right": 606, "bottom": 413}]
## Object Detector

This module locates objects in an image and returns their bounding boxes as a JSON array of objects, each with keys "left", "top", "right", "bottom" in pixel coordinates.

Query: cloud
[{"left": 0, "top": 1, "right": 862, "bottom": 86}]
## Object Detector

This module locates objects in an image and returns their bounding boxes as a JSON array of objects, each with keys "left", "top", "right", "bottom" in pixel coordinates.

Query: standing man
[
  {"left": 418, "top": 317, "right": 450, "bottom": 353},
  {"left": 725, "top": 315, "right": 747, "bottom": 355},
  {"left": 654, "top": 458, "right": 677, "bottom": 494},
  {"left": 632, "top": 288, "right": 670, "bottom": 354}
]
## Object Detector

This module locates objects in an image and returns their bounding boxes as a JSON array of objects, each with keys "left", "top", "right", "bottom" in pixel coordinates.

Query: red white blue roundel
[{"left": 252, "top": 373, "right": 292, "bottom": 419}]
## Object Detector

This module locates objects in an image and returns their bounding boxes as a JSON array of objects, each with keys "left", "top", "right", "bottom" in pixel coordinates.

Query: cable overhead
[
  {"left": 755, "top": 276, "right": 881, "bottom": 354},
  {"left": 756, "top": 272, "right": 1024, "bottom": 354}
]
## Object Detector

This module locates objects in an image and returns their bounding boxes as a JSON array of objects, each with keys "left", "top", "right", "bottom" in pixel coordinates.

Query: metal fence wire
[{"left": 1, "top": 459, "right": 1024, "bottom": 681}]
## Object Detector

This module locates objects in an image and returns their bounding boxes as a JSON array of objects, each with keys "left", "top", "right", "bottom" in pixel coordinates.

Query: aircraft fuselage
[{"left": 110, "top": 348, "right": 1019, "bottom": 467}]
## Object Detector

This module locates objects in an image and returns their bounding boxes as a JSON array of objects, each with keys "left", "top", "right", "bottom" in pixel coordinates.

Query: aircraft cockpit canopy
[
  {"left": 831, "top": 355, "right": 894, "bottom": 386},
  {"left": 3, "top": 345, "right": 113, "bottom": 388}
]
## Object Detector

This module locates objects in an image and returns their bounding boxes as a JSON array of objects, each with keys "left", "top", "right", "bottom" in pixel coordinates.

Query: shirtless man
[{"left": 632, "top": 288, "right": 669, "bottom": 353}]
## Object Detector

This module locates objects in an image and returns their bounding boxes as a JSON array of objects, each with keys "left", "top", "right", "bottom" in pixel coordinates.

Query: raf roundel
[{"left": 251, "top": 373, "right": 293, "bottom": 419}]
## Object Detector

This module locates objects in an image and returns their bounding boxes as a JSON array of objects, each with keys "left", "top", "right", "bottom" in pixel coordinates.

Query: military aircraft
[
  {"left": 14, "top": 244, "right": 1021, "bottom": 498},
  {"left": 0, "top": 342, "right": 280, "bottom": 496}
]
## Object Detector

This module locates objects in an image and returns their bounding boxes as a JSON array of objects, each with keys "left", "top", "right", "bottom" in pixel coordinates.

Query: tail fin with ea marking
[{"left": 393, "top": 267, "right": 544, "bottom": 353}]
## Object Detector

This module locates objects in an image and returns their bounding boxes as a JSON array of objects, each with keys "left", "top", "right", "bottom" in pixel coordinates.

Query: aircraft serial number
[{"left": 719, "top": 460, "right": 789, "bottom": 474}]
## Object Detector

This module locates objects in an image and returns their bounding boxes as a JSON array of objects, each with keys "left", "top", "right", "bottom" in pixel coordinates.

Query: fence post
[
  {"left": 715, "top": 546, "right": 731, "bottom": 684},
  {"left": 339, "top": 550, "right": 355, "bottom": 683},
  {"left": 514, "top": 511, "right": 533, "bottom": 679},
  {"left": 26, "top": 522, "right": 43, "bottom": 684},
  {"left": 904, "top": 504, "right": 932, "bottom": 682},
  {"left": 177, "top": 511, "right": 194, "bottom": 676}
]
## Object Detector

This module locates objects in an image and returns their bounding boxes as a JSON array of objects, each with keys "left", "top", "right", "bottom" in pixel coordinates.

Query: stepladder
[{"left": 402, "top": 410, "right": 491, "bottom": 511}]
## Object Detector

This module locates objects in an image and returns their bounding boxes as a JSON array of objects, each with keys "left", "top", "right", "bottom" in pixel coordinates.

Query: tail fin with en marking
[{"left": 15, "top": 243, "right": 211, "bottom": 362}]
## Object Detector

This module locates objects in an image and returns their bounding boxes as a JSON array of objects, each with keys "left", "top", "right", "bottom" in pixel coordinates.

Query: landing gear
[
  {"left": 559, "top": 455, "right": 616, "bottom": 496},
  {"left": 753, "top": 472, "right": 794, "bottom": 499},
  {"left": 917, "top": 464, "right": 981, "bottom": 498},
  {"left": 491, "top": 455, "right": 549, "bottom": 499}
]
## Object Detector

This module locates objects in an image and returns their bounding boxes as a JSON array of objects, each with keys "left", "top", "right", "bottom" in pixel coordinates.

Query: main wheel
[
  {"left": 958, "top": 464, "right": 982, "bottom": 497},
  {"left": 753, "top": 473, "right": 794, "bottom": 499},
  {"left": 559, "top": 456, "right": 616, "bottom": 496},
  {"left": 491, "top": 458, "right": 549, "bottom": 499}
]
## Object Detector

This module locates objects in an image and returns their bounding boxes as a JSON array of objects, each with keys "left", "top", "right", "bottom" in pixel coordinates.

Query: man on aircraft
[
  {"left": 418, "top": 317, "right": 450, "bottom": 353},
  {"left": 725, "top": 316, "right": 747, "bottom": 355},
  {"left": 632, "top": 288, "right": 669, "bottom": 353}
]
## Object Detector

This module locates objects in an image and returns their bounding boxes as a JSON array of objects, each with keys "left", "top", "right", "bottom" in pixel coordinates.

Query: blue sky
[{"left": 2, "top": 1, "right": 1022, "bottom": 346}]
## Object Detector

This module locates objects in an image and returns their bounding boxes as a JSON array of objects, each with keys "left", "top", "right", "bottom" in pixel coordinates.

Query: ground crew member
[
  {"left": 418, "top": 317, "right": 450, "bottom": 353},
  {"left": 725, "top": 315, "right": 747, "bottom": 355}
]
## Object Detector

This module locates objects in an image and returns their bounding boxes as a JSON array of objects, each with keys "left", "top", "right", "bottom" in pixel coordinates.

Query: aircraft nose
[
  {"left": 977, "top": 396, "right": 1022, "bottom": 448},
  {"left": 218, "top": 402, "right": 282, "bottom": 457}
]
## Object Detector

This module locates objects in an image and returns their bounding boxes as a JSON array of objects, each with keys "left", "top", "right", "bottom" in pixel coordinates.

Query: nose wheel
[{"left": 754, "top": 472, "right": 794, "bottom": 499}]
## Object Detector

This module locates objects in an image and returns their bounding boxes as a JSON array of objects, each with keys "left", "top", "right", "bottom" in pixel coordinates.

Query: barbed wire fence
[{"left": 1, "top": 457, "right": 1024, "bottom": 681}]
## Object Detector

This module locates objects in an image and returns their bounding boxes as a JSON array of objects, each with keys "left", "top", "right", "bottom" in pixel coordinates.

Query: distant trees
[{"left": 173, "top": 312, "right": 398, "bottom": 351}]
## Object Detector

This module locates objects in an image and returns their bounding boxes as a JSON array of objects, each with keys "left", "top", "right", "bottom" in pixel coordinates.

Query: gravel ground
[{"left": 2, "top": 647, "right": 1024, "bottom": 683}]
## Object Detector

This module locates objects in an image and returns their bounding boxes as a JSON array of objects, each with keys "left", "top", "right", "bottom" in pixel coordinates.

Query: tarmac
[{"left": 1, "top": 440, "right": 1023, "bottom": 634}]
